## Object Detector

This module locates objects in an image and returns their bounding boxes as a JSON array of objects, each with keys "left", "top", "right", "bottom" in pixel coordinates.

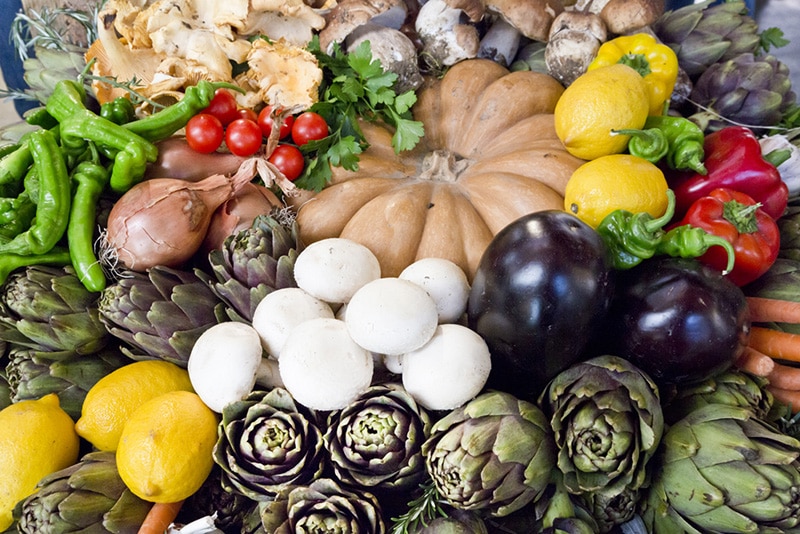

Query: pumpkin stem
[{"left": 418, "top": 150, "right": 470, "bottom": 182}]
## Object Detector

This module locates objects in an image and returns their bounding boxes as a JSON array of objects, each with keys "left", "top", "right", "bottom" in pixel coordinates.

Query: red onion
[
  {"left": 105, "top": 160, "right": 261, "bottom": 271},
  {"left": 144, "top": 137, "right": 249, "bottom": 182}
]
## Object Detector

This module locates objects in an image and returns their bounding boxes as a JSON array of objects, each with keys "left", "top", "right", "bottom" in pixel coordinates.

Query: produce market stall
[{"left": 1, "top": 0, "right": 800, "bottom": 533}]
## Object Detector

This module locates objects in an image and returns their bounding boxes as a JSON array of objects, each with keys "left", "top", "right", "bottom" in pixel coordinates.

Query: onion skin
[
  {"left": 202, "top": 183, "right": 283, "bottom": 253},
  {"left": 106, "top": 163, "right": 258, "bottom": 271},
  {"left": 145, "top": 137, "right": 249, "bottom": 182}
]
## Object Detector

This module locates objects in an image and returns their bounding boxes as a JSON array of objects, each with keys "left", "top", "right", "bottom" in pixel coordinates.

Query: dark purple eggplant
[
  {"left": 467, "top": 210, "right": 614, "bottom": 400},
  {"left": 606, "top": 257, "right": 750, "bottom": 386}
]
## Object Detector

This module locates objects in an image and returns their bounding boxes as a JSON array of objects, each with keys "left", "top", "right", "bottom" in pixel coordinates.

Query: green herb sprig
[
  {"left": 294, "top": 36, "right": 424, "bottom": 192},
  {"left": 390, "top": 479, "right": 448, "bottom": 534}
]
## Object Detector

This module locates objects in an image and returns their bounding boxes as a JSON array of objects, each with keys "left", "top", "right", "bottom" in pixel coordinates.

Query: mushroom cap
[
  {"left": 597, "top": 0, "right": 664, "bottom": 35},
  {"left": 402, "top": 324, "right": 492, "bottom": 410},
  {"left": 318, "top": 0, "right": 408, "bottom": 53},
  {"left": 399, "top": 258, "right": 470, "bottom": 324},
  {"left": 483, "top": 0, "right": 565, "bottom": 42},
  {"left": 294, "top": 237, "right": 382, "bottom": 304},
  {"left": 279, "top": 318, "right": 374, "bottom": 411},
  {"left": 345, "top": 277, "right": 439, "bottom": 355},
  {"left": 251, "top": 287, "right": 335, "bottom": 359}
]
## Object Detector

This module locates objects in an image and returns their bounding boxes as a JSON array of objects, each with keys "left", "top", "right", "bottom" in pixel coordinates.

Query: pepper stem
[{"left": 722, "top": 199, "right": 760, "bottom": 235}]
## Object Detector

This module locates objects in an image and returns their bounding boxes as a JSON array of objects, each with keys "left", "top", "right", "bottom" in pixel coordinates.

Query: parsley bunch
[{"left": 294, "top": 37, "right": 424, "bottom": 192}]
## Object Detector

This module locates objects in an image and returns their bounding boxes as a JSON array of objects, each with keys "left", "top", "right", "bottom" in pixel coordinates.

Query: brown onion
[
  {"left": 105, "top": 160, "right": 261, "bottom": 271},
  {"left": 201, "top": 182, "right": 284, "bottom": 253},
  {"left": 144, "top": 137, "right": 249, "bottom": 182}
]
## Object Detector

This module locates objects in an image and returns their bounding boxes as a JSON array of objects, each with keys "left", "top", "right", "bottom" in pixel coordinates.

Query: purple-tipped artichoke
[
  {"left": 213, "top": 388, "right": 326, "bottom": 500},
  {"left": 324, "top": 383, "right": 432, "bottom": 493},
  {"left": 642, "top": 403, "right": 800, "bottom": 533},
  {"left": 654, "top": 0, "right": 761, "bottom": 79},
  {"left": 422, "top": 390, "right": 556, "bottom": 517},
  {"left": 204, "top": 212, "right": 302, "bottom": 323},
  {"left": 259, "top": 478, "right": 386, "bottom": 534},
  {"left": 539, "top": 355, "right": 664, "bottom": 530},
  {"left": 690, "top": 52, "right": 795, "bottom": 130},
  {"left": 97, "top": 265, "right": 222, "bottom": 366},
  {"left": 0, "top": 265, "right": 108, "bottom": 354}
]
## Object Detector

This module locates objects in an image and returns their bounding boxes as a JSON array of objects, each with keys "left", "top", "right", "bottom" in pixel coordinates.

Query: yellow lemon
[
  {"left": 0, "top": 393, "right": 80, "bottom": 530},
  {"left": 564, "top": 154, "right": 669, "bottom": 228},
  {"left": 554, "top": 64, "right": 650, "bottom": 161},
  {"left": 75, "top": 360, "right": 193, "bottom": 452},
  {"left": 116, "top": 390, "right": 218, "bottom": 503}
]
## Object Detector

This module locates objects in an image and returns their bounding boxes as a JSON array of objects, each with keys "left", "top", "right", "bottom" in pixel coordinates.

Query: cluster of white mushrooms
[{"left": 188, "top": 238, "right": 492, "bottom": 414}]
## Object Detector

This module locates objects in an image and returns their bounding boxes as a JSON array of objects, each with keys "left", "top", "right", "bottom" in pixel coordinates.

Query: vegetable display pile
[{"left": 4, "top": 0, "right": 800, "bottom": 533}]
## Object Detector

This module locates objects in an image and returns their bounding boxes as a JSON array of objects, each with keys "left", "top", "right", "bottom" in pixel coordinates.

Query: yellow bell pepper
[{"left": 587, "top": 33, "right": 679, "bottom": 117}]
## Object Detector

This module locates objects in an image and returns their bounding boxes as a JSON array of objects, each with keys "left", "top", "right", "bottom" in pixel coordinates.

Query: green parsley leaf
[
  {"left": 760, "top": 27, "right": 789, "bottom": 53},
  {"left": 296, "top": 36, "right": 424, "bottom": 192}
]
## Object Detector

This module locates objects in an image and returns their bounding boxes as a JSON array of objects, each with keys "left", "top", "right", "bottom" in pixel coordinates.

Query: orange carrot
[
  {"left": 747, "top": 296, "right": 800, "bottom": 324},
  {"left": 749, "top": 326, "right": 800, "bottom": 364},
  {"left": 767, "top": 360, "right": 800, "bottom": 390},
  {"left": 767, "top": 385, "right": 800, "bottom": 414},
  {"left": 734, "top": 345, "right": 776, "bottom": 377},
  {"left": 137, "top": 500, "right": 185, "bottom": 534}
]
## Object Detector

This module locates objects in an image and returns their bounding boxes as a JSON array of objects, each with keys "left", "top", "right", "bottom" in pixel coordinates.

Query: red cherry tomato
[
  {"left": 258, "top": 106, "right": 294, "bottom": 139},
  {"left": 268, "top": 144, "right": 305, "bottom": 181},
  {"left": 225, "top": 119, "right": 263, "bottom": 157},
  {"left": 291, "top": 111, "right": 328, "bottom": 146},
  {"left": 203, "top": 89, "right": 239, "bottom": 126},
  {"left": 236, "top": 108, "right": 258, "bottom": 123},
  {"left": 185, "top": 113, "right": 224, "bottom": 154}
]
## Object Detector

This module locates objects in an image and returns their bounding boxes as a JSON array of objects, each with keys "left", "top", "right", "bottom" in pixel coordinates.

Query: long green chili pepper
[
  {"left": 58, "top": 109, "right": 158, "bottom": 194},
  {"left": 123, "top": 80, "right": 244, "bottom": 143},
  {"left": 657, "top": 224, "right": 736, "bottom": 274},
  {"left": 0, "top": 247, "right": 71, "bottom": 287},
  {"left": 45, "top": 79, "right": 89, "bottom": 123},
  {"left": 67, "top": 158, "right": 109, "bottom": 293},
  {"left": 615, "top": 115, "right": 707, "bottom": 175},
  {"left": 596, "top": 190, "right": 677, "bottom": 270},
  {"left": 24, "top": 107, "right": 59, "bottom": 129},
  {"left": 0, "top": 129, "right": 71, "bottom": 256}
]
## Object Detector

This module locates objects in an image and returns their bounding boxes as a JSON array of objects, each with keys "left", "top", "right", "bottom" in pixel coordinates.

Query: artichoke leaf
[{"left": 661, "top": 458, "right": 727, "bottom": 514}]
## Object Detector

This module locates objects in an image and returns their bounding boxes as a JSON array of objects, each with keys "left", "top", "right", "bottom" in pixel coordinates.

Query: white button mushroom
[
  {"left": 345, "top": 277, "right": 439, "bottom": 355},
  {"left": 402, "top": 324, "right": 492, "bottom": 411},
  {"left": 293, "top": 237, "right": 382, "bottom": 304},
  {"left": 188, "top": 322, "right": 264, "bottom": 413},
  {"left": 399, "top": 257, "right": 471, "bottom": 324},
  {"left": 279, "top": 317, "right": 374, "bottom": 411},
  {"left": 251, "top": 287, "right": 335, "bottom": 359}
]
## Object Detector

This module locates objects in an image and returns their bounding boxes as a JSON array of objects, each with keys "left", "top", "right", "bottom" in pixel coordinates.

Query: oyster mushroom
[{"left": 479, "top": 0, "right": 565, "bottom": 67}]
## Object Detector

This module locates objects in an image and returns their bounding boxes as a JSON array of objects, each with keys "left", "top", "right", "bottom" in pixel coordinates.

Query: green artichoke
[
  {"left": 654, "top": 0, "right": 761, "bottom": 79},
  {"left": 421, "top": 390, "right": 556, "bottom": 517},
  {"left": 213, "top": 388, "right": 326, "bottom": 500},
  {"left": 14, "top": 451, "right": 152, "bottom": 534},
  {"left": 259, "top": 478, "right": 386, "bottom": 534},
  {"left": 643, "top": 403, "right": 800, "bottom": 533},
  {"left": 0, "top": 265, "right": 108, "bottom": 354},
  {"left": 664, "top": 368, "right": 773, "bottom": 425},
  {"left": 324, "top": 383, "right": 432, "bottom": 493},
  {"left": 778, "top": 199, "right": 800, "bottom": 262},
  {"left": 97, "top": 265, "right": 223, "bottom": 366},
  {"left": 204, "top": 212, "right": 302, "bottom": 323},
  {"left": 530, "top": 471, "right": 599, "bottom": 534},
  {"left": 690, "top": 53, "right": 795, "bottom": 130},
  {"left": 5, "top": 345, "right": 131, "bottom": 420},
  {"left": 539, "top": 356, "right": 664, "bottom": 503}
]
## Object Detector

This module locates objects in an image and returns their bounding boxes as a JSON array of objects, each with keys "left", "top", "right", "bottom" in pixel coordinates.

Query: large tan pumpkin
[{"left": 295, "top": 59, "right": 585, "bottom": 281}]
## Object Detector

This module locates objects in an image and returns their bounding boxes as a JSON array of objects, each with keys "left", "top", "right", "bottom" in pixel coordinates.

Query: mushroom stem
[{"left": 478, "top": 16, "right": 522, "bottom": 67}]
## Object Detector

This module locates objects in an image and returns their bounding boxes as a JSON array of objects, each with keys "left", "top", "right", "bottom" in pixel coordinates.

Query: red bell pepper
[
  {"left": 676, "top": 187, "right": 780, "bottom": 286},
  {"left": 667, "top": 126, "right": 788, "bottom": 220}
]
